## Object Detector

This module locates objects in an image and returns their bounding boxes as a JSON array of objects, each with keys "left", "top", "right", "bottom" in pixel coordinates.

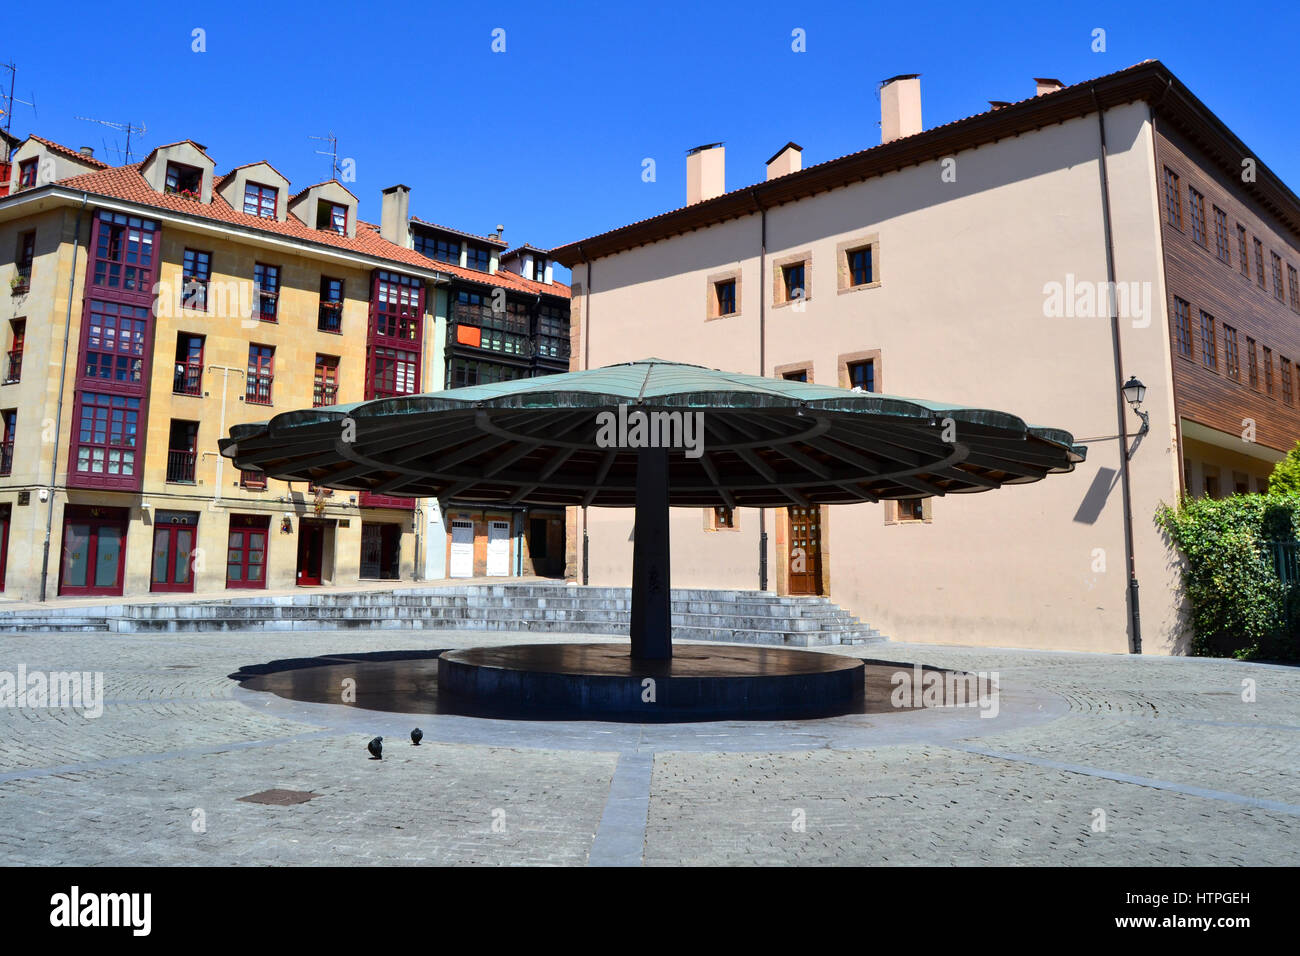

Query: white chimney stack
[
  {"left": 765, "top": 142, "right": 802, "bottom": 180},
  {"left": 380, "top": 184, "right": 411, "bottom": 247},
  {"left": 686, "top": 143, "right": 725, "bottom": 205},
  {"left": 1034, "top": 77, "right": 1064, "bottom": 96},
  {"left": 880, "top": 74, "right": 922, "bottom": 144}
]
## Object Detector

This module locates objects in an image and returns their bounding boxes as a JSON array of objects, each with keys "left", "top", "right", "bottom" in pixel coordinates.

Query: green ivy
[{"left": 1155, "top": 493, "right": 1300, "bottom": 660}]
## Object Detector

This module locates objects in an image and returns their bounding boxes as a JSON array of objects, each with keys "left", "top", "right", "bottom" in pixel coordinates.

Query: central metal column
[{"left": 630, "top": 445, "right": 671, "bottom": 660}]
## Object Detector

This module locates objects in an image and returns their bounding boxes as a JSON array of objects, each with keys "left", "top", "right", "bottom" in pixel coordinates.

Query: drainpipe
[
  {"left": 39, "top": 193, "right": 87, "bottom": 602},
  {"left": 581, "top": 248, "right": 591, "bottom": 585},
  {"left": 207, "top": 365, "right": 245, "bottom": 508},
  {"left": 1092, "top": 87, "right": 1142, "bottom": 654},
  {"left": 752, "top": 191, "right": 769, "bottom": 592}
]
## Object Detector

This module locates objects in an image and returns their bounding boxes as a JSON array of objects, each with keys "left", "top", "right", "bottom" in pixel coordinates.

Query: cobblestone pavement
[{"left": 0, "top": 628, "right": 1296, "bottom": 866}]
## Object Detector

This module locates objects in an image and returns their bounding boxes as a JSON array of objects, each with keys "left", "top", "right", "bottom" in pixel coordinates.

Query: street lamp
[{"left": 1122, "top": 375, "right": 1149, "bottom": 441}]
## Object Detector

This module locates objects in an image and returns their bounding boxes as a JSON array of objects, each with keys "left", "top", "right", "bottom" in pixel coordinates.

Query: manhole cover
[{"left": 238, "top": 789, "right": 319, "bottom": 805}]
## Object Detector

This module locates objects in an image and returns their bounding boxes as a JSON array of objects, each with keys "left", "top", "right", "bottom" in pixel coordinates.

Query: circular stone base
[{"left": 436, "top": 642, "right": 865, "bottom": 722}]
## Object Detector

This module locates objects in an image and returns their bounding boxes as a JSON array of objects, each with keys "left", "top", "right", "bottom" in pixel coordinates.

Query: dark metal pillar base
[{"left": 630, "top": 445, "right": 671, "bottom": 660}]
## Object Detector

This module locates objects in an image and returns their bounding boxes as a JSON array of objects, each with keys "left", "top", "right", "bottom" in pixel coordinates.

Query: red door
[
  {"left": 150, "top": 511, "right": 197, "bottom": 593},
  {"left": 58, "top": 506, "right": 128, "bottom": 596},
  {"left": 227, "top": 514, "right": 269, "bottom": 589},
  {"left": 296, "top": 519, "right": 325, "bottom": 586},
  {"left": 0, "top": 504, "right": 10, "bottom": 591}
]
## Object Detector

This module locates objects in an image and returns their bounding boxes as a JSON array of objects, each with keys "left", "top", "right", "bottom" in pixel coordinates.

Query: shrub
[
  {"left": 1156, "top": 493, "right": 1300, "bottom": 660},
  {"left": 1267, "top": 441, "right": 1300, "bottom": 495}
]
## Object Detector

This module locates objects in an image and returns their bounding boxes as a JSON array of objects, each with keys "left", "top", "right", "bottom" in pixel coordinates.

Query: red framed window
[
  {"left": 15, "top": 231, "right": 35, "bottom": 285},
  {"left": 5, "top": 318, "right": 24, "bottom": 383},
  {"left": 0, "top": 409, "right": 14, "bottom": 476},
  {"left": 92, "top": 211, "right": 158, "bottom": 292},
  {"left": 254, "top": 263, "right": 279, "bottom": 321},
  {"left": 17, "top": 158, "right": 37, "bottom": 189},
  {"left": 370, "top": 347, "right": 417, "bottom": 398},
  {"left": 182, "top": 248, "right": 211, "bottom": 311},
  {"left": 74, "top": 393, "right": 141, "bottom": 479},
  {"left": 84, "top": 300, "right": 148, "bottom": 384},
  {"left": 317, "top": 200, "right": 347, "bottom": 234},
  {"left": 246, "top": 344, "right": 274, "bottom": 405},
  {"left": 243, "top": 182, "right": 278, "bottom": 218},
  {"left": 226, "top": 514, "right": 270, "bottom": 589},
  {"left": 173, "top": 333, "right": 204, "bottom": 395},
  {"left": 164, "top": 162, "right": 202, "bottom": 198},
  {"left": 374, "top": 271, "right": 422, "bottom": 341},
  {"left": 58, "top": 506, "right": 129, "bottom": 596},
  {"left": 318, "top": 276, "right": 344, "bottom": 332},
  {"left": 314, "top": 354, "right": 339, "bottom": 407},
  {"left": 239, "top": 469, "right": 267, "bottom": 490}
]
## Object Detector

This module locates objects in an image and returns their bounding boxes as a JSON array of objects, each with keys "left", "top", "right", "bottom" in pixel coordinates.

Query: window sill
[
  {"left": 706, "top": 311, "right": 742, "bottom": 322},
  {"left": 838, "top": 280, "right": 881, "bottom": 295},
  {"left": 772, "top": 297, "right": 812, "bottom": 311}
]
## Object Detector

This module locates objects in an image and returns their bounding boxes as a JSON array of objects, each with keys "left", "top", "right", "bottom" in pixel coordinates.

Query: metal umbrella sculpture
[{"left": 221, "top": 359, "right": 1085, "bottom": 719}]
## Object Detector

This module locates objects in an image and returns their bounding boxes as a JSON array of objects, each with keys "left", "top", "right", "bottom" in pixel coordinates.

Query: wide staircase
[{"left": 0, "top": 584, "right": 886, "bottom": 647}]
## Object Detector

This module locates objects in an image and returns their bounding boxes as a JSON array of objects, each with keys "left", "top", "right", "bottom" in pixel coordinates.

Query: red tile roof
[
  {"left": 29, "top": 135, "right": 109, "bottom": 170},
  {"left": 437, "top": 255, "right": 570, "bottom": 298},
  {"left": 410, "top": 215, "right": 507, "bottom": 247}
]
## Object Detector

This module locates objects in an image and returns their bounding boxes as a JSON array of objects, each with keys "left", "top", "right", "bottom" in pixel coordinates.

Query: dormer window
[
  {"left": 533, "top": 258, "right": 547, "bottom": 282},
  {"left": 414, "top": 234, "right": 460, "bottom": 264},
  {"left": 317, "top": 200, "right": 347, "bottom": 235},
  {"left": 165, "top": 162, "right": 203, "bottom": 199},
  {"left": 243, "top": 182, "right": 278, "bottom": 218},
  {"left": 466, "top": 245, "right": 489, "bottom": 271},
  {"left": 17, "top": 159, "right": 37, "bottom": 190}
]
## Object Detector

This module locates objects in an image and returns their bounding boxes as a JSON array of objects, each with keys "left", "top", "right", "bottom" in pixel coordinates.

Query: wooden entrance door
[
  {"left": 296, "top": 519, "right": 325, "bottom": 586},
  {"left": 150, "top": 511, "right": 198, "bottom": 593},
  {"left": 787, "top": 506, "right": 822, "bottom": 595}
]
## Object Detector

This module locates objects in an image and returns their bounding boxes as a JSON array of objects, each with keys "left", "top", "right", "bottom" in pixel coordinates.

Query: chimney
[
  {"left": 1034, "top": 77, "right": 1064, "bottom": 96},
  {"left": 765, "top": 142, "right": 802, "bottom": 180},
  {"left": 880, "top": 74, "right": 922, "bottom": 143},
  {"left": 686, "top": 143, "right": 725, "bottom": 205},
  {"left": 380, "top": 184, "right": 411, "bottom": 247},
  {"left": 79, "top": 146, "right": 95, "bottom": 159}
]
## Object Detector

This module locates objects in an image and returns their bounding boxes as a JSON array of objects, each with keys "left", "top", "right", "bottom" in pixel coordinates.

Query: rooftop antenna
[
  {"left": 310, "top": 131, "right": 341, "bottom": 181},
  {"left": 0, "top": 62, "right": 38, "bottom": 162},
  {"left": 74, "top": 116, "right": 147, "bottom": 163}
]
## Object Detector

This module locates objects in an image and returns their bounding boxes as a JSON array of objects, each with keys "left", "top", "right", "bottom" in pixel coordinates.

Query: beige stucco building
[{"left": 553, "top": 62, "right": 1300, "bottom": 654}]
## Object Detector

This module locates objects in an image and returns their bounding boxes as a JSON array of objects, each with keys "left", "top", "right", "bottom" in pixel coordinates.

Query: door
[
  {"left": 150, "top": 511, "right": 197, "bottom": 593},
  {"left": 0, "top": 503, "right": 9, "bottom": 591},
  {"left": 227, "top": 514, "right": 269, "bottom": 589},
  {"left": 360, "top": 522, "right": 401, "bottom": 580},
  {"left": 296, "top": 518, "right": 325, "bottom": 586},
  {"left": 787, "top": 506, "right": 822, "bottom": 595},
  {"left": 449, "top": 519, "right": 474, "bottom": 578},
  {"left": 486, "top": 520, "right": 510, "bottom": 576},
  {"left": 58, "top": 506, "right": 128, "bottom": 596}
]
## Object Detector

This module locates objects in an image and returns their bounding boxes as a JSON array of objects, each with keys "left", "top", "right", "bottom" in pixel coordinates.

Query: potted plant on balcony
[{"left": 10, "top": 275, "right": 28, "bottom": 294}]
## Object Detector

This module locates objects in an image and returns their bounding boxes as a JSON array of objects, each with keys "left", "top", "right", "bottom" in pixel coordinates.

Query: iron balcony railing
[
  {"left": 173, "top": 361, "right": 202, "bottom": 396},
  {"left": 246, "top": 374, "right": 273, "bottom": 405},
  {"left": 166, "top": 449, "right": 196, "bottom": 483},
  {"left": 0, "top": 439, "right": 12, "bottom": 476},
  {"left": 318, "top": 301, "right": 343, "bottom": 333},
  {"left": 313, "top": 382, "right": 338, "bottom": 407},
  {"left": 1268, "top": 540, "right": 1300, "bottom": 587},
  {"left": 3, "top": 349, "right": 20, "bottom": 383}
]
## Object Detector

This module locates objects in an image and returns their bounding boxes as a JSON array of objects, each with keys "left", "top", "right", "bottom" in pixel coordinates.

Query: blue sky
[{"left": 9, "top": 0, "right": 1300, "bottom": 285}]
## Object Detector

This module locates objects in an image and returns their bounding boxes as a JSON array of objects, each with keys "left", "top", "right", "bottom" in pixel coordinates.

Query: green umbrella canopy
[{"left": 219, "top": 358, "right": 1086, "bottom": 508}]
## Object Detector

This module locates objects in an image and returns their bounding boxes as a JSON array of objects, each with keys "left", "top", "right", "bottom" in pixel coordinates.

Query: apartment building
[{"left": 552, "top": 60, "right": 1300, "bottom": 654}]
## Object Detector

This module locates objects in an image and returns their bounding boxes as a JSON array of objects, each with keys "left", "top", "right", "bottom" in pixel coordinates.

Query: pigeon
[
  {"left": 367, "top": 736, "right": 383, "bottom": 760},
  {"left": 411, "top": 728, "right": 423, "bottom": 746}
]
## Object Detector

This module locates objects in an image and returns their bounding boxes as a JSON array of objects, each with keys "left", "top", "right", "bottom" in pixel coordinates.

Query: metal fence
[{"left": 1267, "top": 540, "right": 1300, "bottom": 587}]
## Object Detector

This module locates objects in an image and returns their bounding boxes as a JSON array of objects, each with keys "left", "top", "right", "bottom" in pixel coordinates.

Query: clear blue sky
[{"left": 10, "top": 0, "right": 1300, "bottom": 286}]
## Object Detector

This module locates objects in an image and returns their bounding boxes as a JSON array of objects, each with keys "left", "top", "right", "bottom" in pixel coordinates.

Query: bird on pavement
[
  {"left": 411, "top": 728, "right": 423, "bottom": 746},
  {"left": 367, "top": 736, "right": 383, "bottom": 760}
]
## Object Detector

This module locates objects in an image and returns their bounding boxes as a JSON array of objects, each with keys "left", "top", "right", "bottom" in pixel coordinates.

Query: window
[
  {"left": 17, "top": 158, "right": 37, "bottom": 190},
  {"left": 173, "top": 333, "right": 204, "bottom": 396},
  {"left": 1271, "top": 252, "right": 1284, "bottom": 301},
  {"left": 243, "top": 182, "right": 277, "bottom": 218},
  {"left": 1254, "top": 238, "right": 1266, "bottom": 288},
  {"left": 1224, "top": 325, "right": 1240, "bottom": 380},
  {"left": 847, "top": 359, "right": 875, "bottom": 392},
  {"left": 1265, "top": 347, "right": 1275, "bottom": 396},
  {"left": 414, "top": 234, "right": 460, "bottom": 264},
  {"left": 164, "top": 162, "right": 202, "bottom": 198},
  {"left": 1237, "top": 225, "right": 1249, "bottom": 275},
  {"left": 1213, "top": 207, "right": 1230, "bottom": 262},
  {"left": 896, "top": 499, "right": 926, "bottom": 522},
  {"left": 1199, "top": 312, "right": 1217, "bottom": 370},
  {"left": 845, "top": 245, "right": 873, "bottom": 287},
  {"left": 84, "top": 300, "right": 147, "bottom": 384},
  {"left": 254, "top": 263, "right": 279, "bottom": 322},
  {"left": 0, "top": 409, "right": 14, "bottom": 476},
  {"left": 75, "top": 393, "right": 141, "bottom": 477},
  {"left": 1188, "top": 187, "right": 1205, "bottom": 245},
  {"left": 1172, "top": 297, "right": 1192, "bottom": 358},
  {"left": 782, "top": 262, "right": 805, "bottom": 303},
  {"left": 246, "top": 344, "right": 274, "bottom": 405},
  {"left": 1163, "top": 168, "right": 1181, "bottom": 229},
  {"left": 1248, "top": 337, "right": 1259, "bottom": 388},
  {"left": 239, "top": 469, "right": 266, "bottom": 491},
  {"left": 316, "top": 200, "right": 346, "bottom": 234},
  {"left": 370, "top": 347, "right": 417, "bottom": 398},
  {"left": 166, "top": 420, "right": 198, "bottom": 483},
  {"left": 373, "top": 271, "right": 422, "bottom": 341},
  {"left": 5, "top": 319, "right": 24, "bottom": 383},
  {"left": 318, "top": 277, "right": 344, "bottom": 332},
  {"left": 450, "top": 358, "right": 523, "bottom": 388},
  {"left": 466, "top": 245, "right": 490, "bottom": 271},
  {"left": 14, "top": 231, "right": 34, "bottom": 287},
  {"left": 707, "top": 506, "right": 736, "bottom": 531},
  {"left": 782, "top": 369, "right": 808, "bottom": 382},
  {"left": 182, "top": 248, "right": 211, "bottom": 311},
  {"left": 536, "top": 303, "right": 569, "bottom": 359},
  {"left": 533, "top": 258, "right": 547, "bottom": 282},
  {"left": 313, "top": 354, "right": 339, "bottom": 407},
  {"left": 1283, "top": 357, "right": 1294, "bottom": 405},
  {"left": 92, "top": 211, "right": 158, "bottom": 292},
  {"left": 715, "top": 278, "right": 737, "bottom": 316},
  {"left": 1290, "top": 265, "right": 1300, "bottom": 312},
  {"left": 226, "top": 514, "right": 269, "bottom": 588}
]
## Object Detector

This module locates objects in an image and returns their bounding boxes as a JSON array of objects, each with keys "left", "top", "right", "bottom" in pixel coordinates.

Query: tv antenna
[
  {"left": 0, "top": 62, "right": 38, "bottom": 161},
  {"left": 310, "top": 131, "right": 341, "bottom": 180},
  {"left": 75, "top": 116, "right": 147, "bottom": 162}
]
